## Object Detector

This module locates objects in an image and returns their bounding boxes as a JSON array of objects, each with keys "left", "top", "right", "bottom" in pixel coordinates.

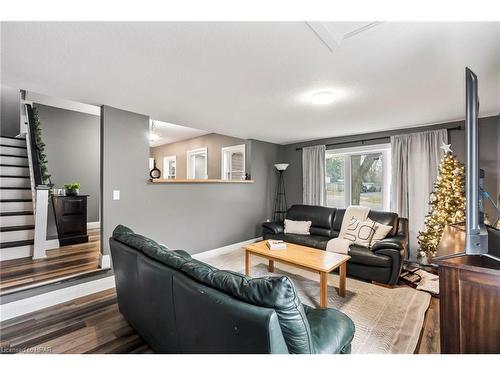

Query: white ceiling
[
  {"left": 1, "top": 22, "right": 499, "bottom": 145},
  {"left": 150, "top": 119, "right": 208, "bottom": 147}
]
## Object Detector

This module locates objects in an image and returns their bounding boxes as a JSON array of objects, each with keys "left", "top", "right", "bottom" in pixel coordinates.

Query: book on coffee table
[{"left": 266, "top": 240, "right": 287, "bottom": 250}]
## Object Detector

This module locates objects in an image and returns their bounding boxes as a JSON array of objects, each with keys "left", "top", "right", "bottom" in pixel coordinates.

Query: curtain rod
[{"left": 295, "top": 125, "right": 462, "bottom": 151}]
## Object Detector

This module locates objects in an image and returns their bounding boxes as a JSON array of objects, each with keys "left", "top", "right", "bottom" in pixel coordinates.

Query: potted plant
[{"left": 64, "top": 183, "right": 81, "bottom": 196}]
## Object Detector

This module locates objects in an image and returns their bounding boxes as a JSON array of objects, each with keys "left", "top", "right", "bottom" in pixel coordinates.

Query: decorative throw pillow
[
  {"left": 369, "top": 220, "right": 393, "bottom": 247},
  {"left": 341, "top": 217, "right": 377, "bottom": 247},
  {"left": 284, "top": 219, "right": 312, "bottom": 235}
]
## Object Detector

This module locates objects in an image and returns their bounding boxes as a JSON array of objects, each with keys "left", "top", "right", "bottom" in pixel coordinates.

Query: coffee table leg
[
  {"left": 338, "top": 262, "right": 346, "bottom": 297},
  {"left": 245, "top": 250, "right": 250, "bottom": 276},
  {"left": 268, "top": 260, "right": 274, "bottom": 272},
  {"left": 320, "top": 272, "right": 328, "bottom": 308}
]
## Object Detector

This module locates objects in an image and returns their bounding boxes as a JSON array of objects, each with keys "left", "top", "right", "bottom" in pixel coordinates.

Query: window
[
  {"left": 163, "top": 156, "right": 176, "bottom": 179},
  {"left": 325, "top": 144, "right": 391, "bottom": 210},
  {"left": 221, "top": 144, "right": 245, "bottom": 180},
  {"left": 187, "top": 148, "right": 208, "bottom": 179}
]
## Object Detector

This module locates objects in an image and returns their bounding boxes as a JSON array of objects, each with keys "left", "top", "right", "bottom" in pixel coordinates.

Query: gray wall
[
  {"left": 282, "top": 115, "right": 500, "bottom": 221},
  {"left": 1, "top": 85, "right": 20, "bottom": 137},
  {"left": 35, "top": 104, "right": 100, "bottom": 237},
  {"left": 102, "top": 106, "right": 280, "bottom": 255},
  {"left": 150, "top": 133, "right": 245, "bottom": 179}
]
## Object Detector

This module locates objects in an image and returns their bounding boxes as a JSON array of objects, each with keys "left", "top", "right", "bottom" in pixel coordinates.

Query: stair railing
[{"left": 24, "top": 103, "right": 49, "bottom": 259}]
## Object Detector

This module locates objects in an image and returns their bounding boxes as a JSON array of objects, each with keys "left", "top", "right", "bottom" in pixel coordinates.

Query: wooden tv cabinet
[{"left": 436, "top": 254, "right": 500, "bottom": 353}]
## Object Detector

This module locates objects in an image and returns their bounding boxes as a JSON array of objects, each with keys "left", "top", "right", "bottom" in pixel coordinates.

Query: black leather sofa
[
  {"left": 262, "top": 205, "right": 409, "bottom": 285},
  {"left": 109, "top": 225, "right": 355, "bottom": 354}
]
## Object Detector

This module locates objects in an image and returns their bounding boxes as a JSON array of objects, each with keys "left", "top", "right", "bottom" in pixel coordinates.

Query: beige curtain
[
  {"left": 390, "top": 129, "right": 448, "bottom": 260},
  {"left": 302, "top": 145, "right": 326, "bottom": 206}
]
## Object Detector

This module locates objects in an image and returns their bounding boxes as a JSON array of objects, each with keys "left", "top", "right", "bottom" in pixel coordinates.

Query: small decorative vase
[{"left": 65, "top": 188, "right": 79, "bottom": 196}]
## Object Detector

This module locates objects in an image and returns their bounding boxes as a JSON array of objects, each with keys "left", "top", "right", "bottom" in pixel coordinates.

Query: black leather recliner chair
[
  {"left": 110, "top": 225, "right": 355, "bottom": 354},
  {"left": 262, "top": 205, "right": 409, "bottom": 285}
]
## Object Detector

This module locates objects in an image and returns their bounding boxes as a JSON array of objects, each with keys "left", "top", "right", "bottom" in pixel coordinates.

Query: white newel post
[{"left": 33, "top": 189, "right": 49, "bottom": 259}]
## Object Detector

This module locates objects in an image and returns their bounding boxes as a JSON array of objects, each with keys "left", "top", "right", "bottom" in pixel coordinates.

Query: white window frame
[
  {"left": 187, "top": 147, "right": 208, "bottom": 179},
  {"left": 163, "top": 155, "right": 177, "bottom": 179},
  {"left": 325, "top": 143, "right": 391, "bottom": 210},
  {"left": 221, "top": 144, "right": 246, "bottom": 180}
]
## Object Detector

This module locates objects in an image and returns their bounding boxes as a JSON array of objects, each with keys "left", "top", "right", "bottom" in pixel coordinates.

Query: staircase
[{"left": 0, "top": 136, "right": 35, "bottom": 261}]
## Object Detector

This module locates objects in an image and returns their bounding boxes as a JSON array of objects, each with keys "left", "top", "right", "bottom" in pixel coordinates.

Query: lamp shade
[{"left": 274, "top": 163, "right": 289, "bottom": 171}]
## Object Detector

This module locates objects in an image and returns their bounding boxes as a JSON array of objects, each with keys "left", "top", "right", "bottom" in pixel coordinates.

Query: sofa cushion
[
  {"left": 348, "top": 245, "right": 391, "bottom": 267},
  {"left": 112, "top": 225, "right": 192, "bottom": 269},
  {"left": 367, "top": 210, "right": 399, "bottom": 237},
  {"left": 281, "top": 233, "right": 330, "bottom": 250},
  {"left": 287, "top": 205, "right": 336, "bottom": 237},
  {"left": 180, "top": 260, "right": 313, "bottom": 354},
  {"left": 303, "top": 304, "right": 355, "bottom": 354}
]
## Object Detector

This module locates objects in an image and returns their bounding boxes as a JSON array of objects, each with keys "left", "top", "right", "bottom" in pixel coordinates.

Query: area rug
[{"left": 199, "top": 249, "right": 432, "bottom": 354}]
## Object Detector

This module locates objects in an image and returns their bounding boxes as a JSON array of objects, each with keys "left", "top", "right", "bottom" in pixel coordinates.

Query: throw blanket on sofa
[{"left": 326, "top": 206, "right": 370, "bottom": 254}]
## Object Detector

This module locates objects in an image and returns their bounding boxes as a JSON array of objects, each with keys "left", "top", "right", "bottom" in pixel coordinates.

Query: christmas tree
[{"left": 417, "top": 142, "right": 466, "bottom": 258}]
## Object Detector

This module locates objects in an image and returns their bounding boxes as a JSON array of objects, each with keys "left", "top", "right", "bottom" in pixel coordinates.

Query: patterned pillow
[
  {"left": 369, "top": 220, "right": 393, "bottom": 246},
  {"left": 342, "top": 217, "right": 377, "bottom": 248}
]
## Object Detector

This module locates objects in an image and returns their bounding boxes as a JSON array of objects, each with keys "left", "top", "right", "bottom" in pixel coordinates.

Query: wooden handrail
[{"left": 24, "top": 104, "right": 44, "bottom": 187}]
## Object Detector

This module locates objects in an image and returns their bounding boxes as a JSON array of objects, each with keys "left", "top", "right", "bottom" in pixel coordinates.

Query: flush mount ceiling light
[{"left": 311, "top": 91, "right": 336, "bottom": 105}]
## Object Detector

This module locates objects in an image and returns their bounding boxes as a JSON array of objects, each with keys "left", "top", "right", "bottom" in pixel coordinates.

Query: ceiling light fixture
[{"left": 311, "top": 91, "right": 336, "bottom": 105}]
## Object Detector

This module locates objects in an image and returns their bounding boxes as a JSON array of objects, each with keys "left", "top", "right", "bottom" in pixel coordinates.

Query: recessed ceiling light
[{"left": 311, "top": 91, "right": 336, "bottom": 105}]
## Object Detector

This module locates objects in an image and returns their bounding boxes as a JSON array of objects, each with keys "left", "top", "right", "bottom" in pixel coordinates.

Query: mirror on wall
[{"left": 148, "top": 119, "right": 248, "bottom": 181}]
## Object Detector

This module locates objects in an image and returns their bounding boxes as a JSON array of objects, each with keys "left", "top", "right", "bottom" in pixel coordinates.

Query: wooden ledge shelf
[{"left": 149, "top": 179, "right": 254, "bottom": 184}]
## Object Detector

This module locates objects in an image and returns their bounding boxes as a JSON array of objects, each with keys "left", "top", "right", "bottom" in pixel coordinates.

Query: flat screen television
[{"left": 464, "top": 67, "right": 489, "bottom": 255}]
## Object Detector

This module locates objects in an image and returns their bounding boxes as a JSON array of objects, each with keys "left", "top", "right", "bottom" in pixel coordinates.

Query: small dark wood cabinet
[
  {"left": 436, "top": 255, "right": 500, "bottom": 353},
  {"left": 52, "top": 195, "right": 89, "bottom": 246}
]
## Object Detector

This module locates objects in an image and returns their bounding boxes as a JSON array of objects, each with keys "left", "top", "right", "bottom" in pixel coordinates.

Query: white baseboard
[
  {"left": 44, "top": 238, "right": 60, "bottom": 250},
  {"left": 87, "top": 221, "right": 100, "bottom": 229},
  {"left": 194, "top": 237, "right": 262, "bottom": 260},
  {"left": 0, "top": 276, "right": 115, "bottom": 322},
  {"left": 99, "top": 254, "right": 111, "bottom": 268}
]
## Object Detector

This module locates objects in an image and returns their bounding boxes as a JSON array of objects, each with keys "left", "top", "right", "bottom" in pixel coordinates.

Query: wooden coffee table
[{"left": 244, "top": 240, "right": 350, "bottom": 308}]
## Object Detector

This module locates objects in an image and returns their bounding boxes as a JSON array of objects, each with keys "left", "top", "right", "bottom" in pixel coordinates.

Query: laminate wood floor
[
  {"left": 0, "top": 229, "right": 101, "bottom": 294},
  {"left": 0, "top": 288, "right": 152, "bottom": 354},
  {"left": 0, "top": 289, "right": 439, "bottom": 354}
]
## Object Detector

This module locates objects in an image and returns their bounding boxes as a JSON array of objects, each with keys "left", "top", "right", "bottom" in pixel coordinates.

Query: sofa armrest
[
  {"left": 371, "top": 235, "right": 407, "bottom": 252},
  {"left": 262, "top": 221, "right": 284, "bottom": 235},
  {"left": 371, "top": 246, "right": 405, "bottom": 285},
  {"left": 303, "top": 304, "right": 355, "bottom": 354}
]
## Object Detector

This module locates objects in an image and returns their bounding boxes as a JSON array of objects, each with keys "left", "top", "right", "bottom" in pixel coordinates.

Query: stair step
[
  {"left": 0, "top": 164, "right": 29, "bottom": 168},
  {"left": 0, "top": 213, "right": 34, "bottom": 226},
  {"left": 0, "top": 239, "right": 34, "bottom": 249},
  {"left": 0, "top": 154, "right": 28, "bottom": 158},
  {"left": 0, "top": 165, "right": 30, "bottom": 176},
  {"left": 0, "top": 136, "right": 26, "bottom": 148},
  {"left": 1, "top": 200, "right": 33, "bottom": 212},
  {"left": 0, "top": 176, "right": 31, "bottom": 187},
  {"left": 0, "top": 189, "right": 32, "bottom": 200},
  {"left": 0, "top": 199, "right": 32, "bottom": 202},
  {"left": 0, "top": 175, "right": 30, "bottom": 178},
  {"left": 0, "top": 244, "right": 32, "bottom": 261},
  {"left": 0, "top": 224, "right": 35, "bottom": 232},
  {"left": 0, "top": 144, "right": 27, "bottom": 149},
  {"left": 0, "top": 227, "right": 34, "bottom": 242},
  {"left": 0, "top": 147, "right": 28, "bottom": 158},
  {"left": 0, "top": 187, "right": 31, "bottom": 190},
  {"left": 0, "top": 211, "right": 33, "bottom": 216},
  {"left": 0, "top": 155, "right": 29, "bottom": 166}
]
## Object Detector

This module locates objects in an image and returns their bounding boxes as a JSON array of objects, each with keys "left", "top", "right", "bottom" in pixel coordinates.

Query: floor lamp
[{"left": 273, "top": 164, "right": 289, "bottom": 222}]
